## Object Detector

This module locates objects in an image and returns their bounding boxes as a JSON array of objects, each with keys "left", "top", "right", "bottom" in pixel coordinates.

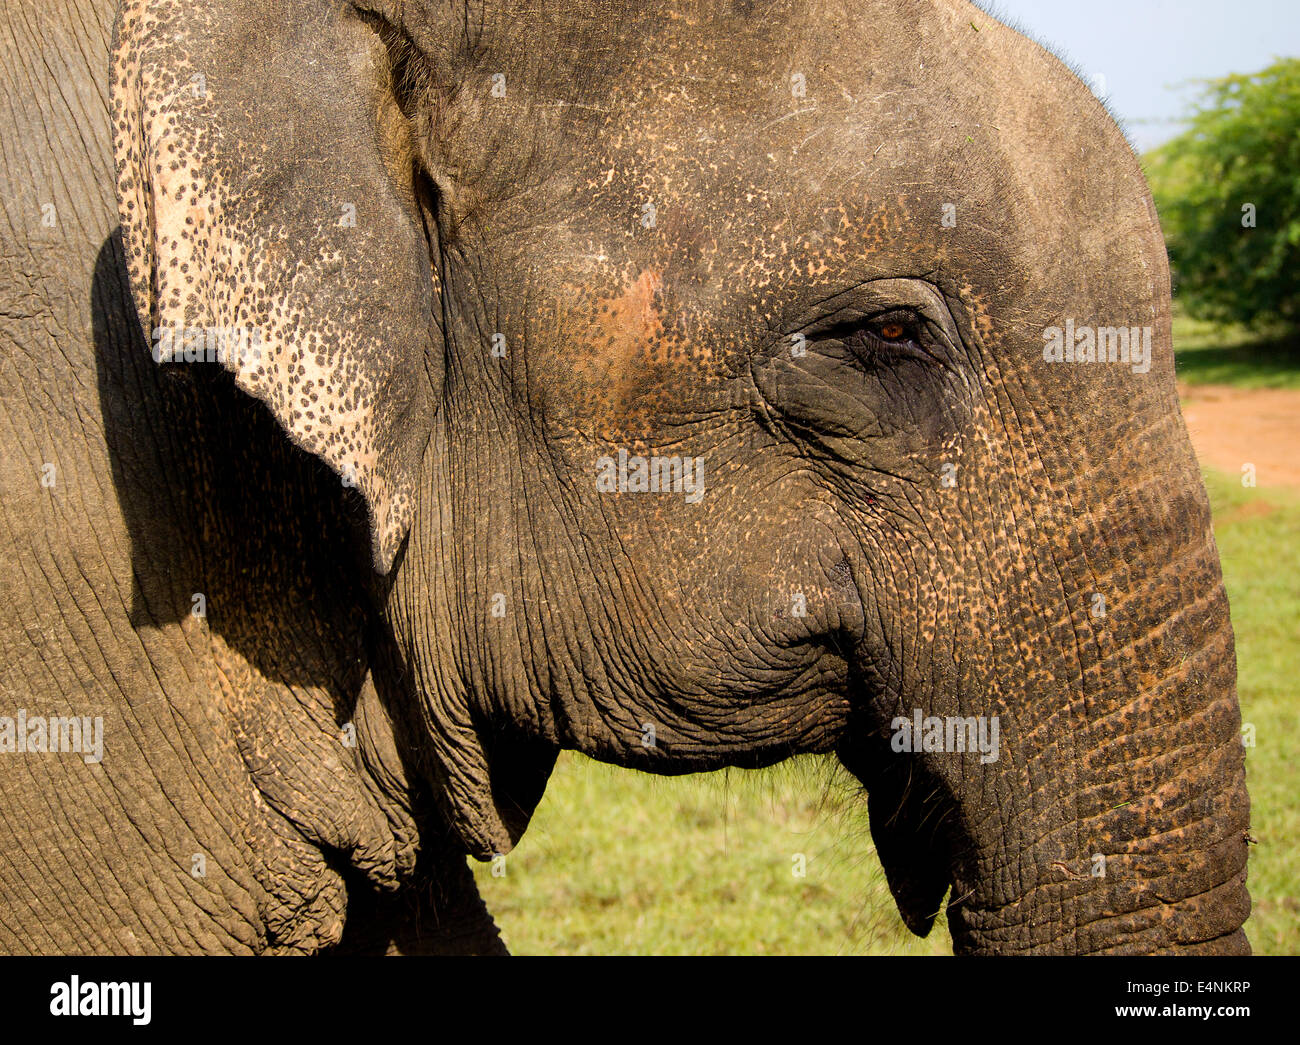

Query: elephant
[{"left": 0, "top": 0, "right": 1251, "bottom": 955}]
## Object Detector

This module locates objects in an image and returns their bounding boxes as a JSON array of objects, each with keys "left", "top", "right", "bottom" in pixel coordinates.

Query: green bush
[{"left": 1146, "top": 59, "right": 1300, "bottom": 329}]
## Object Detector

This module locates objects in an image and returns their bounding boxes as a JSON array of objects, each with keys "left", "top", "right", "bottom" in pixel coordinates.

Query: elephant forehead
[
  {"left": 500, "top": 57, "right": 997, "bottom": 327},
  {"left": 478, "top": 0, "right": 1163, "bottom": 420},
  {"left": 516, "top": 0, "right": 1151, "bottom": 311}
]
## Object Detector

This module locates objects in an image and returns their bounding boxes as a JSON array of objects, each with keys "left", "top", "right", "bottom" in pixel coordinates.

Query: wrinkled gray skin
[{"left": 0, "top": 0, "right": 1250, "bottom": 954}]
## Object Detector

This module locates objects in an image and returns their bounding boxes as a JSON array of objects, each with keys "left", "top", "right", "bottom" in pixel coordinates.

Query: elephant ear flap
[{"left": 111, "top": 0, "right": 441, "bottom": 572}]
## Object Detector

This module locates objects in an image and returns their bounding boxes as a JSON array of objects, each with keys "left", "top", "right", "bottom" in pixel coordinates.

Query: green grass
[
  {"left": 473, "top": 468, "right": 1298, "bottom": 955},
  {"left": 473, "top": 754, "right": 951, "bottom": 955},
  {"left": 1201, "top": 469, "right": 1300, "bottom": 955},
  {"left": 1173, "top": 309, "right": 1300, "bottom": 388}
]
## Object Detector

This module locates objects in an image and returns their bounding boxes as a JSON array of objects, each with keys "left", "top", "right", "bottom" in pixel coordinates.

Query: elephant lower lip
[{"left": 836, "top": 727, "right": 958, "bottom": 940}]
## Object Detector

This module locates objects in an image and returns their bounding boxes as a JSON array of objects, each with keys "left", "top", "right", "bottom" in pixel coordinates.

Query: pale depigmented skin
[
  {"left": 0, "top": 0, "right": 1247, "bottom": 953},
  {"left": 114, "top": 0, "right": 433, "bottom": 570}
]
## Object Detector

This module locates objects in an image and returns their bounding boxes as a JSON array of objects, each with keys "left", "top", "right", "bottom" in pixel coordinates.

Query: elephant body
[{"left": 0, "top": 0, "right": 1250, "bottom": 954}]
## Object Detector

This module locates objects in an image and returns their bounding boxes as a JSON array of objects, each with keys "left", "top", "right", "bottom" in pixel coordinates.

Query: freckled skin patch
[
  {"left": 110, "top": 0, "right": 1249, "bottom": 953},
  {"left": 114, "top": 0, "right": 433, "bottom": 571}
]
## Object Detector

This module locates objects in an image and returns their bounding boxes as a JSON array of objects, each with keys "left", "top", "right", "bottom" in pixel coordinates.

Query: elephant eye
[
  {"left": 790, "top": 295, "right": 955, "bottom": 374},
  {"left": 839, "top": 310, "right": 930, "bottom": 367}
]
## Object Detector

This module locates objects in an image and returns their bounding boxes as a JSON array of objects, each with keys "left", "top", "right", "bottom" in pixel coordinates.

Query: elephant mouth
[{"left": 836, "top": 699, "right": 962, "bottom": 940}]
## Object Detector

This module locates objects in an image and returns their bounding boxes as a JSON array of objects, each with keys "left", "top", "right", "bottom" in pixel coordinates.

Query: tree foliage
[{"left": 1145, "top": 59, "right": 1300, "bottom": 329}]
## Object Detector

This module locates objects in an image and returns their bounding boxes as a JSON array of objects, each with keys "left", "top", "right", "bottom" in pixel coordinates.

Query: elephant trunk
[
  {"left": 842, "top": 472, "right": 1252, "bottom": 954},
  {"left": 950, "top": 607, "right": 1251, "bottom": 954}
]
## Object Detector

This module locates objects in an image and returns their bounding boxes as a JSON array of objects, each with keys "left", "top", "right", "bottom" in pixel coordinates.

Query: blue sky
[{"left": 982, "top": 0, "right": 1299, "bottom": 152}]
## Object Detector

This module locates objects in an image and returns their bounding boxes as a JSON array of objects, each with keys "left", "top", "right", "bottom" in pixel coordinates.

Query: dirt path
[{"left": 1179, "top": 384, "right": 1300, "bottom": 493}]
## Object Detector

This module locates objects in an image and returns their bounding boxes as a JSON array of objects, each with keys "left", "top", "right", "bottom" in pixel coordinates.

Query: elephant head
[{"left": 111, "top": 0, "right": 1250, "bottom": 953}]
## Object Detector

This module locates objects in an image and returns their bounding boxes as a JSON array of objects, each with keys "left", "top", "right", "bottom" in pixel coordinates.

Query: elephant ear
[{"left": 111, "top": 0, "right": 440, "bottom": 572}]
